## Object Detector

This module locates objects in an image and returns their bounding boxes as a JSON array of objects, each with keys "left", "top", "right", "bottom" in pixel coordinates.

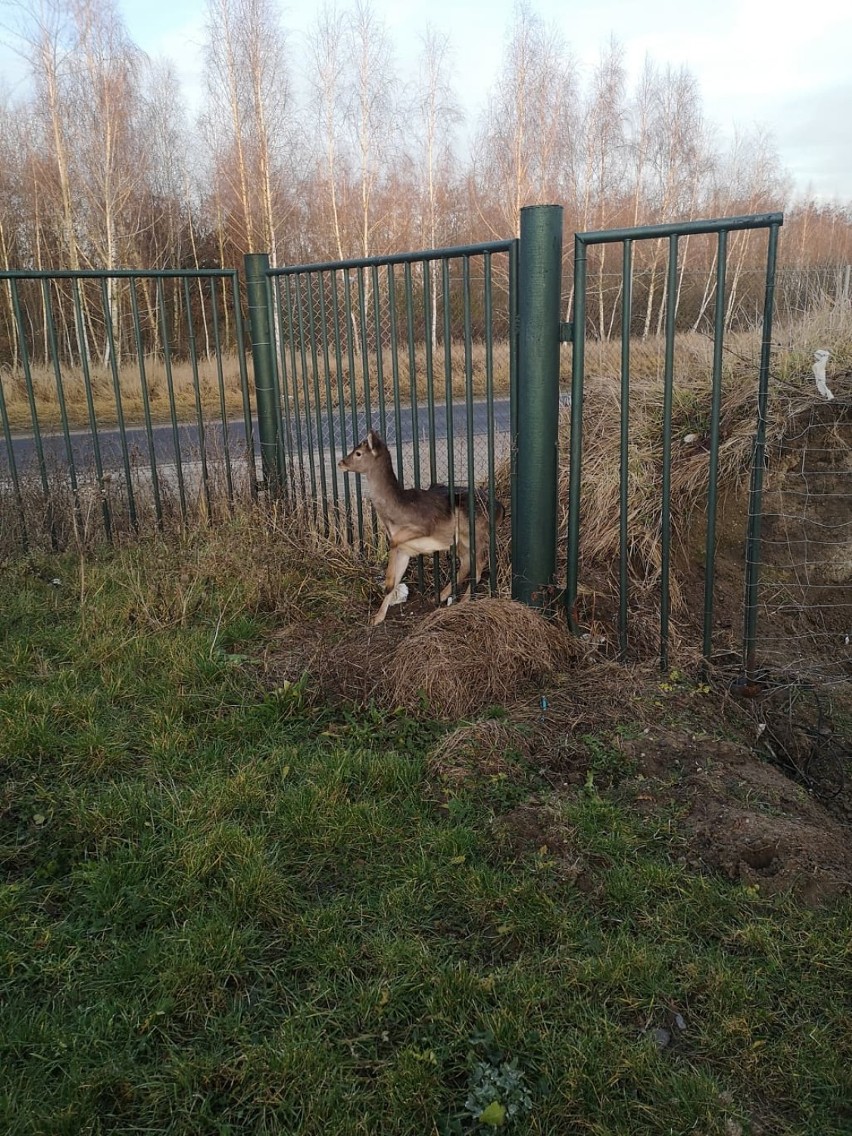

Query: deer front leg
[{"left": 372, "top": 546, "right": 412, "bottom": 625}]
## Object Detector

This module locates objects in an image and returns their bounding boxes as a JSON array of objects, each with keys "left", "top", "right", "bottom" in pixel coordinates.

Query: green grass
[{"left": 1, "top": 532, "right": 850, "bottom": 1135}]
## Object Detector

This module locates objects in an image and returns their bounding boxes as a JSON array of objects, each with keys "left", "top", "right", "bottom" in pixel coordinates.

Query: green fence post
[
  {"left": 512, "top": 204, "right": 564, "bottom": 611},
  {"left": 244, "top": 253, "right": 282, "bottom": 494},
  {"left": 742, "top": 220, "right": 781, "bottom": 678}
]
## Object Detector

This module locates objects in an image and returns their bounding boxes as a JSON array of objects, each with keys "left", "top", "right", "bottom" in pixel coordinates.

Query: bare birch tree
[
  {"left": 415, "top": 26, "right": 460, "bottom": 346},
  {"left": 307, "top": 3, "right": 350, "bottom": 261},
  {"left": 202, "top": 0, "right": 294, "bottom": 263},
  {"left": 472, "top": 4, "right": 579, "bottom": 240},
  {"left": 346, "top": 0, "right": 400, "bottom": 259}
]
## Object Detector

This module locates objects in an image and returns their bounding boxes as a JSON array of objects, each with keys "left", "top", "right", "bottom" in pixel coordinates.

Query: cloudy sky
[{"left": 3, "top": 0, "right": 851, "bottom": 201}]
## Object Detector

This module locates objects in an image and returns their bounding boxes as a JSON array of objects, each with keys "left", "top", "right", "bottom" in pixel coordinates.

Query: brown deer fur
[{"left": 338, "top": 430, "right": 504, "bottom": 625}]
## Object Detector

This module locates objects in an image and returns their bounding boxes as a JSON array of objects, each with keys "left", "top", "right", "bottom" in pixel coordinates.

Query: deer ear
[{"left": 367, "top": 430, "right": 378, "bottom": 452}]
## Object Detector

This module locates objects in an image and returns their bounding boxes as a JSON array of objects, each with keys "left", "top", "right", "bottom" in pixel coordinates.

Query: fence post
[
  {"left": 512, "top": 204, "right": 564, "bottom": 611},
  {"left": 742, "top": 219, "right": 781, "bottom": 678},
  {"left": 244, "top": 252, "right": 282, "bottom": 494}
]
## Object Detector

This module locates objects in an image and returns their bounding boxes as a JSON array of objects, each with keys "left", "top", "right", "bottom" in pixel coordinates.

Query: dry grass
[
  {"left": 382, "top": 598, "right": 578, "bottom": 719},
  {"left": 1, "top": 339, "right": 512, "bottom": 433},
  {"left": 426, "top": 718, "right": 535, "bottom": 785},
  {"left": 501, "top": 311, "right": 852, "bottom": 626},
  {"left": 0, "top": 357, "right": 250, "bottom": 432},
  {"left": 299, "top": 597, "right": 579, "bottom": 719}
]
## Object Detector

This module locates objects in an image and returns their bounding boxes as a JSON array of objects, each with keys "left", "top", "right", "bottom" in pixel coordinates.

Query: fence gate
[{"left": 562, "top": 212, "right": 783, "bottom": 674}]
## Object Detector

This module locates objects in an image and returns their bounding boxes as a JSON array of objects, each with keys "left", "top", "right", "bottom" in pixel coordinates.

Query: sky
[{"left": 2, "top": 0, "right": 852, "bottom": 202}]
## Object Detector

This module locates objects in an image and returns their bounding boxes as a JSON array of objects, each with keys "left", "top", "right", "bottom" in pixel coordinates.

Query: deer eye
[{"left": 354, "top": 449, "right": 362, "bottom": 457}]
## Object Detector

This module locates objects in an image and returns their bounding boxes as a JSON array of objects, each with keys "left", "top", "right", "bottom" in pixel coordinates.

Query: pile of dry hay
[{"left": 315, "top": 598, "right": 578, "bottom": 719}]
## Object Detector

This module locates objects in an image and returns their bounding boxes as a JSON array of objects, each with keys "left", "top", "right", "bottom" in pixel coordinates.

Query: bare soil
[
  {"left": 260, "top": 592, "right": 851, "bottom": 907},
  {"left": 258, "top": 399, "right": 850, "bottom": 906}
]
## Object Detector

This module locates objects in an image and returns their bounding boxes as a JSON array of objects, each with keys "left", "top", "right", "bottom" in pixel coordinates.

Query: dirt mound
[
  {"left": 435, "top": 669, "right": 852, "bottom": 907},
  {"left": 385, "top": 599, "right": 576, "bottom": 718},
  {"left": 621, "top": 731, "right": 852, "bottom": 905},
  {"left": 258, "top": 601, "right": 851, "bottom": 904},
  {"left": 427, "top": 719, "right": 535, "bottom": 784},
  {"left": 262, "top": 596, "right": 577, "bottom": 718},
  {"left": 304, "top": 599, "right": 577, "bottom": 713}
]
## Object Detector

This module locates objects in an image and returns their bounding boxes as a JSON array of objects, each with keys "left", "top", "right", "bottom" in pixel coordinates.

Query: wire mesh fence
[
  {"left": 754, "top": 399, "right": 852, "bottom": 685},
  {"left": 267, "top": 243, "right": 515, "bottom": 598}
]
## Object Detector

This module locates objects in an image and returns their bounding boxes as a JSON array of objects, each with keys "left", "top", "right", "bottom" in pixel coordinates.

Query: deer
[{"left": 338, "top": 430, "right": 504, "bottom": 625}]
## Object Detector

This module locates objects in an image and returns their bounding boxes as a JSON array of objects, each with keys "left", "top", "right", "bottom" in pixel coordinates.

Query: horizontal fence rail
[
  {"left": 252, "top": 240, "right": 517, "bottom": 603},
  {"left": 0, "top": 269, "right": 256, "bottom": 551},
  {"left": 565, "top": 213, "right": 783, "bottom": 672}
]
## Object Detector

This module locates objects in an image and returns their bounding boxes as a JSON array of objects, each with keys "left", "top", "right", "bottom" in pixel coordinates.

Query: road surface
[{"left": 2, "top": 399, "right": 512, "bottom": 479}]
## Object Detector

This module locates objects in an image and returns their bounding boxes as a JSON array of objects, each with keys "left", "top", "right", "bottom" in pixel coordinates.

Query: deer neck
[{"left": 364, "top": 451, "right": 407, "bottom": 517}]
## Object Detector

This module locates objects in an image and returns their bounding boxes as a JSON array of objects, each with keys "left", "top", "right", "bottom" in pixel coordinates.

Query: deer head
[{"left": 338, "top": 430, "right": 387, "bottom": 474}]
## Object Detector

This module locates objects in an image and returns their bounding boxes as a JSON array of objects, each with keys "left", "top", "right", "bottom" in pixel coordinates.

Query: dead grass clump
[
  {"left": 427, "top": 718, "right": 534, "bottom": 785},
  {"left": 383, "top": 598, "right": 576, "bottom": 719}
]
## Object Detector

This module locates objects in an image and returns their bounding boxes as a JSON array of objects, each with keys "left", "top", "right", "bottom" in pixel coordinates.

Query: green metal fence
[
  {"left": 1, "top": 209, "right": 787, "bottom": 678},
  {"left": 564, "top": 213, "right": 783, "bottom": 674},
  {"left": 245, "top": 240, "right": 517, "bottom": 600},
  {"left": 0, "top": 269, "right": 256, "bottom": 550}
]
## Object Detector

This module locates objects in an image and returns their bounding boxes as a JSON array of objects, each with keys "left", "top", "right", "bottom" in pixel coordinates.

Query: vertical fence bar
[
  {"left": 442, "top": 257, "right": 457, "bottom": 598},
  {"left": 702, "top": 230, "right": 729, "bottom": 659},
  {"left": 42, "top": 279, "right": 83, "bottom": 538},
  {"left": 483, "top": 251, "right": 498, "bottom": 594},
  {"left": 387, "top": 267, "right": 403, "bottom": 483},
  {"left": 343, "top": 271, "right": 365, "bottom": 548},
  {"left": 100, "top": 277, "right": 137, "bottom": 532},
  {"left": 371, "top": 264, "right": 389, "bottom": 445},
  {"left": 660, "top": 236, "right": 679, "bottom": 671},
  {"left": 276, "top": 277, "right": 300, "bottom": 505},
  {"left": 357, "top": 267, "right": 378, "bottom": 545},
  {"left": 463, "top": 255, "right": 478, "bottom": 596},
  {"left": 10, "top": 280, "right": 56, "bottom": 546},
  {"left": 513, "top": 203, "right": 563, "bottom": 611},
  {"left": 742, "top": 222, "right": 781, "bottom": 678},
  {"left": 508, "top": 240, "right": 519, "bottom": 601},
  {"left": 157, "top": 278, "right": 188, "bottom": 524},
  {"left": 304, "top": 272, "right": 329, "bottom": 532},
  {"left": 568, "top": 234, "right": 586, "bottom": 631},
  {"left": 423, "top": 261, "right": 438, "bottom": 487},
  {"left": 317, "top": 272, "right": 341, "bottom": 521},
  {"left": 129, "top": 279, "right": 165, "bottom": 528},
  {"left": 402, "top": 261, "right": 425, "bottom": 593},
  {"left": 618, "top": 240, "right": 633, "bottom": 656},
  {"left": 229, "top": 272, "right": 258, "bottom": 503},
  {"left": 294, "top": 275, "right": 319, "bottom": 520},
  {"left": 72, "top": 279, "right": 112, "bottom": 542},
  {"left": 566, "top": 235, "right": 586, "bottom": 631},
  {"left": 181, "top": 277, "right": 211, "bottom": 521},
  {"left": 330, "top": 272, "right": 353, "bottom": 542},
  {"left": 423, "top": 258, "right": 441, "bottom": 599},
  {"left": 0, "top": 359, "right": 27, "bottom": 549},
  {"left": 244, "top": 253, "right": 282, "bottom": 495},
  {"left": 403, "top": 262, "right": 420, "bottom": 482},
  {"left": 209, "top": 277, "right": 234, "bottom": 510}
]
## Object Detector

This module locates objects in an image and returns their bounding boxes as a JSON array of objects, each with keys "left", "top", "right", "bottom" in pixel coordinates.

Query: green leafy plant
[{"left": 463, "top": 1057, "right": 533, "bottom": 1128}]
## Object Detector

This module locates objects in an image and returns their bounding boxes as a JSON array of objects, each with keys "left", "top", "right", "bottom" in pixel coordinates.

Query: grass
[{"left": 1, "top": 524, "right": 850, "bottom": 1135}]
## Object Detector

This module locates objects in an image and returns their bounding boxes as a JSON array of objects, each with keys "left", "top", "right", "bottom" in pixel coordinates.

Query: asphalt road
[{"left": 2, "top": 398, "right": 512, "bottom": 477}]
